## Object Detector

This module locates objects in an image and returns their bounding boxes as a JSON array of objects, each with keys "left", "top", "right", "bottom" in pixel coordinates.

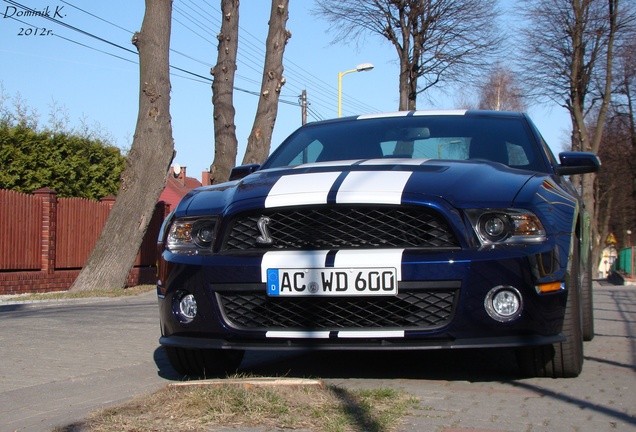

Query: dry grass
[
  {"left": 55, "top": 382, "right": 418, "bottom": 432},
  {"left": 3, "top": 285, "right": 155, "bottom": 302},
  {"left": 26, "top": 286, "right": 418, "bottom": 431}
]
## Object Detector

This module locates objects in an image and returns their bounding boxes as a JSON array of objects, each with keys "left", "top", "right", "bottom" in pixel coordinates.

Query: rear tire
[
  {"left": 581, "top": 247, "right": 595, "bottom": 341},
  {"left": 165, "top": 346, "right": 244, "bottom": 377},
  {"left": 517, "top": 235, "right": 584, "bottom": 378}
]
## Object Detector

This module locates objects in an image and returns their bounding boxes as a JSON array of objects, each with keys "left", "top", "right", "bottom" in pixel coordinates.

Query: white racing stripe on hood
[
  {"left": 265, "top": 171, "right": 342, "bottom": 208},
  {"left": 336, "top": 171, "right": 413, "bottom": 204},
  {"left": 265, "top": 161, "right": 418, "bottom": 208}
]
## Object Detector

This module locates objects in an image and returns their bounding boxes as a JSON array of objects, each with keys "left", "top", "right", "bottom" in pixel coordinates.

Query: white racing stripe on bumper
[
  {"left": 332, "top": 249, "right": 404, "bottom": 281},
  {"left": 261, "top": 251, "right": 332, "bottom": 283},
  {"left": 266, "top": 331, "right": 331, "bottom": 339},
  {"left": 261, "top": 249, "right": 404, "bottom": 283},
  {"left": 338, "top": 330, "right": 405, "bottom": 338},
  {"left": 265, "top": 330, "right": 406, "bottom": 339}
]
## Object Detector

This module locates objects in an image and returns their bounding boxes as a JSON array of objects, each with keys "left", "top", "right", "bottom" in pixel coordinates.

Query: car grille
[
  {"left": 222, "top": 205, "right": 459, "bottom": 250},
  {"left": 217, "top": 286, "right": 458, "bottom": 331}
]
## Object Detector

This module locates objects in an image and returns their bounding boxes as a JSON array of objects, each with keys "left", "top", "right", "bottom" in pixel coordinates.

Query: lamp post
[{"left": 338, "top": 63, "right": 374, "bottom": 117}]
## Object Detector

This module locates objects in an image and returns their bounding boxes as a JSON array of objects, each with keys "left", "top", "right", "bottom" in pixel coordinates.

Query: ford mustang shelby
[{"left": 156, "top": 110, "right": 600, "bottom": 378}]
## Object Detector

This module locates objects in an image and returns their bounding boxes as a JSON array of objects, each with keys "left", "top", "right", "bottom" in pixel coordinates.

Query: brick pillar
[
  {"left": 201, "top": 171, "right": 211, "bottom": 186},
  {"left": 159, "top": 201, "right": 171, "bottom": 218},
  {"left": 34, "top": 188, "right": 57, "bottom": 274},
  {"left": 100, "top": 195, "right": 116, "bottom": 210}
]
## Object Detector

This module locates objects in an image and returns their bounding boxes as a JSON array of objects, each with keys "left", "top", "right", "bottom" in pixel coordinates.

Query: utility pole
[{"left": 300, "top": 89, "right": 307, "bottom": 125}]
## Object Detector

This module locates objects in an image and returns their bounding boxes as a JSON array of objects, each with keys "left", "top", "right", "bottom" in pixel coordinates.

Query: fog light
[
  {"left": 485, "top": 286, "right": 523, "bottom": 322},
  {"left": 174, "top": 292, "right": 197, "bottom": 322},
  {"left": 180, "top": 294, "right": 197, "bottom": 319}
]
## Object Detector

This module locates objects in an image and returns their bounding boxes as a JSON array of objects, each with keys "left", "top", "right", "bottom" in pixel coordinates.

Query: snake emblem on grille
[{"left": 256, "top": 216, "right": 274, "bottom": 246}]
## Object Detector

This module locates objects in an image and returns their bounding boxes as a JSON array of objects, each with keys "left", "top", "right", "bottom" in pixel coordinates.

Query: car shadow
[{"left": 154, "top": 346, "right": 522, "bottom": 382}]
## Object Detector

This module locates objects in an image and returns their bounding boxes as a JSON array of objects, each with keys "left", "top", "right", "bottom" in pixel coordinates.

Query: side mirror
[
  {"left": 556, "top": 152, "right": 601, "bottom": 175},
  {"left": 229, "top": 164, "right": 260, "bottom": 181}
]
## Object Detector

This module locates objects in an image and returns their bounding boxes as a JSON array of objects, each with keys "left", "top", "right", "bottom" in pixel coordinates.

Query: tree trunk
[
  {"left": 70, "top": 0, "right": 174, "bottom": 291},
  {"left": 242, "top": 0, "right": 290, "bottom": 165},
  {"left": 571, "top": 0, "right": 619, "bottom": 270},
  {"left": 209, "top": 0, "right": 240, "bottom": 184}
]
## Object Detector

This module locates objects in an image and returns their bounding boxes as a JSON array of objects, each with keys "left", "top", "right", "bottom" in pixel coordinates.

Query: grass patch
[
  {"left": 2, "top": 285, "right": 155, "bottom": 302},
  {"left": 57, "top": 382, "right": 418, "bottom": 432}
]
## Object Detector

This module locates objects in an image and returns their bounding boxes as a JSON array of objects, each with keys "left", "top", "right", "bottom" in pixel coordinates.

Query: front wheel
[
  {"left": 164, "top": 346, "right": 245, "bottom": 377},
  {"left": 517, "top": 235, "right": 584, "bottom": 378}
]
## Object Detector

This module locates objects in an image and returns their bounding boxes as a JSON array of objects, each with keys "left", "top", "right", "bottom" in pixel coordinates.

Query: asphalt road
[{"left": 0, "top": 281, "right": 634, "bottom": 432}]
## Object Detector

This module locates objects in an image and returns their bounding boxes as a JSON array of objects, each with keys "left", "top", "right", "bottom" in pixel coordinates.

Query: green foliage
[{"left": 0, "top": 103, "right": 126, "bottom": 199}]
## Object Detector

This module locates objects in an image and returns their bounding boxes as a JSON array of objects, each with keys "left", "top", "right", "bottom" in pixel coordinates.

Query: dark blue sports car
[{"left": 156, "top": 110, "right": 600, "bottom": 378}]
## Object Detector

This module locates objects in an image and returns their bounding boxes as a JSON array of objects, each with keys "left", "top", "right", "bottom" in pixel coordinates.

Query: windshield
[{"left": 262, "top": 115, "right": 548, "bottom": 172}]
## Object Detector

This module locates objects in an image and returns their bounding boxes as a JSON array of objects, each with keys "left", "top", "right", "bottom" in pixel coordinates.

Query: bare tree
[
  {"left": 478, "top": 65, "right": 526, "bottom": 112},
  {"left": 613, "top": 37, "right": 636, "bottom": 150},
  {"left": 242, "top": 0, "right": 291, "bottom": 165},
  {"left": 597, "top": 39, "right": 636, "bottom": 252},
  {"left": 597, "top": 114, "right": 635, "bottom": 252},
  {"left": 314, "top": 0, "right": 503, "bottom": 110},
  {"left": 209, "top": 0, "right": 240, "bottom": 185},
  {"left": 517, "top": 0, "right": 634, "bottom": 268},
  {"left": 517, "top": 0, "right": 631, "bottom": 152},
  {"left": 70, "top": 0, "right": 174, "bottom": 291}
]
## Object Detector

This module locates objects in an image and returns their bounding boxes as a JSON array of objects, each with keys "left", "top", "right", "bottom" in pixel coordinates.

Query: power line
[
  {"left": 171, "top": 0, "right": 380, "bottom": 115},
  {"left": 4, "top": 0, "right": 138, "bottom": 56},
  {"left": 7, "top": 0, "right": 378, "bottom": 120},
  {"left": 59, "top": 0, "right": 132, "bottom": 35}
]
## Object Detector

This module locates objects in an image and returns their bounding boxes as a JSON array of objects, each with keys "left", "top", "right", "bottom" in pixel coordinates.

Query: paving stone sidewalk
[{"left": 0, "top": 283, "right": 634, "bottom": 432}]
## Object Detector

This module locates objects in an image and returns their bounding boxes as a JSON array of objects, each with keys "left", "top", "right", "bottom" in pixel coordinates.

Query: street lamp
[{"left": 338, "top": 63, "right": 374, "bottom": 117}]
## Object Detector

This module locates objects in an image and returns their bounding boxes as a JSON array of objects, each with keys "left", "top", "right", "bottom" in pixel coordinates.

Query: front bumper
[{"left": 157, "top": 243, "right": 569, "bottom": 352}]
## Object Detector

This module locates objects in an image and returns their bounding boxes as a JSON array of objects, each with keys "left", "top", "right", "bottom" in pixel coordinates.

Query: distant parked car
[{"left": 156, "top": 110, "right": 600, "bottom": 378}]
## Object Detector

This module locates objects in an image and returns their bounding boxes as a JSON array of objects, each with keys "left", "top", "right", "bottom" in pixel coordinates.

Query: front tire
[
  {"left": 165, "top": 346, "right": 245, "bottom": 377},
  {"left": 517, "top": 235, "right": 584, "bottom": 378}
]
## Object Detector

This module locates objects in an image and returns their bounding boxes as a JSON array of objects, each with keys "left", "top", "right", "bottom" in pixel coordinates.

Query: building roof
[{"left": 158, "top": 166, "right": 202, "bottom": 210}]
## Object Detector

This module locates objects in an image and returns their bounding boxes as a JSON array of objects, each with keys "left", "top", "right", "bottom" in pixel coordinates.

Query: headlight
[
  {"left": 166, "top": 217, "right": 217, "bottom": 254},
  {"left": 467, "top": 209, "right": 546, "bottom": 246}
]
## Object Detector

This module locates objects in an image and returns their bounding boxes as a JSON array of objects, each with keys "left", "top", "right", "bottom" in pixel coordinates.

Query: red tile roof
[{"left": 158, "top": 166, "right": 202, "bottom": 210}]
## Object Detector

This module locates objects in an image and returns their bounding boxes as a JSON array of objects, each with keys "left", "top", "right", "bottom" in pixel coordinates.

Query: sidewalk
[
  {"left": 0, "top": 291, "right": 172, "bottom": 432},
  {"left": 1, "top": 282, "right": 634, "bottom": 432}
]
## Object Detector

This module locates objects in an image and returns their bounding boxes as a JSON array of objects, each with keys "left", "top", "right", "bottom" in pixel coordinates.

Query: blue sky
[{"left": 1, "top": 0, "right": 571, "bottom": 182}]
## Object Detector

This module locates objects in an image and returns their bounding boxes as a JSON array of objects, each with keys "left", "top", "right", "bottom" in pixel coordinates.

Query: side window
[
  {"left": 380, "top": 141, "right": 397, "bottom": 156},
  {"left": 287, "top": 140, "right": 323, "bottom": 165},
  {"left": 506, "top": 142, "right": 530, "bottom": 166}
]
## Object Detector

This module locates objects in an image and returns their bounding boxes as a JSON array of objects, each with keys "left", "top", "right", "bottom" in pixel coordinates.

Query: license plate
[{"left": 267, "top": 268, "right": 397, "bottom": 297}]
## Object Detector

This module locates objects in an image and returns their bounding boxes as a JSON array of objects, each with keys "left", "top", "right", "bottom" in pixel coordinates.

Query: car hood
[{"left": 178, "top": 159, "right": 539, "bottom": 216}]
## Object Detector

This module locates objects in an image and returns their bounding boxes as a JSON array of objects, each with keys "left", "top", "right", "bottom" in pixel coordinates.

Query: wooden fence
[{"left": 0, "top": 188, "right": 170, "bottom": 295}]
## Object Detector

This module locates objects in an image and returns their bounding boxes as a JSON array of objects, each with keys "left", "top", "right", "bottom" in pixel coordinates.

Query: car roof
[{"left": 302, "top": 110, "right": 527, "bottom": 128}]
